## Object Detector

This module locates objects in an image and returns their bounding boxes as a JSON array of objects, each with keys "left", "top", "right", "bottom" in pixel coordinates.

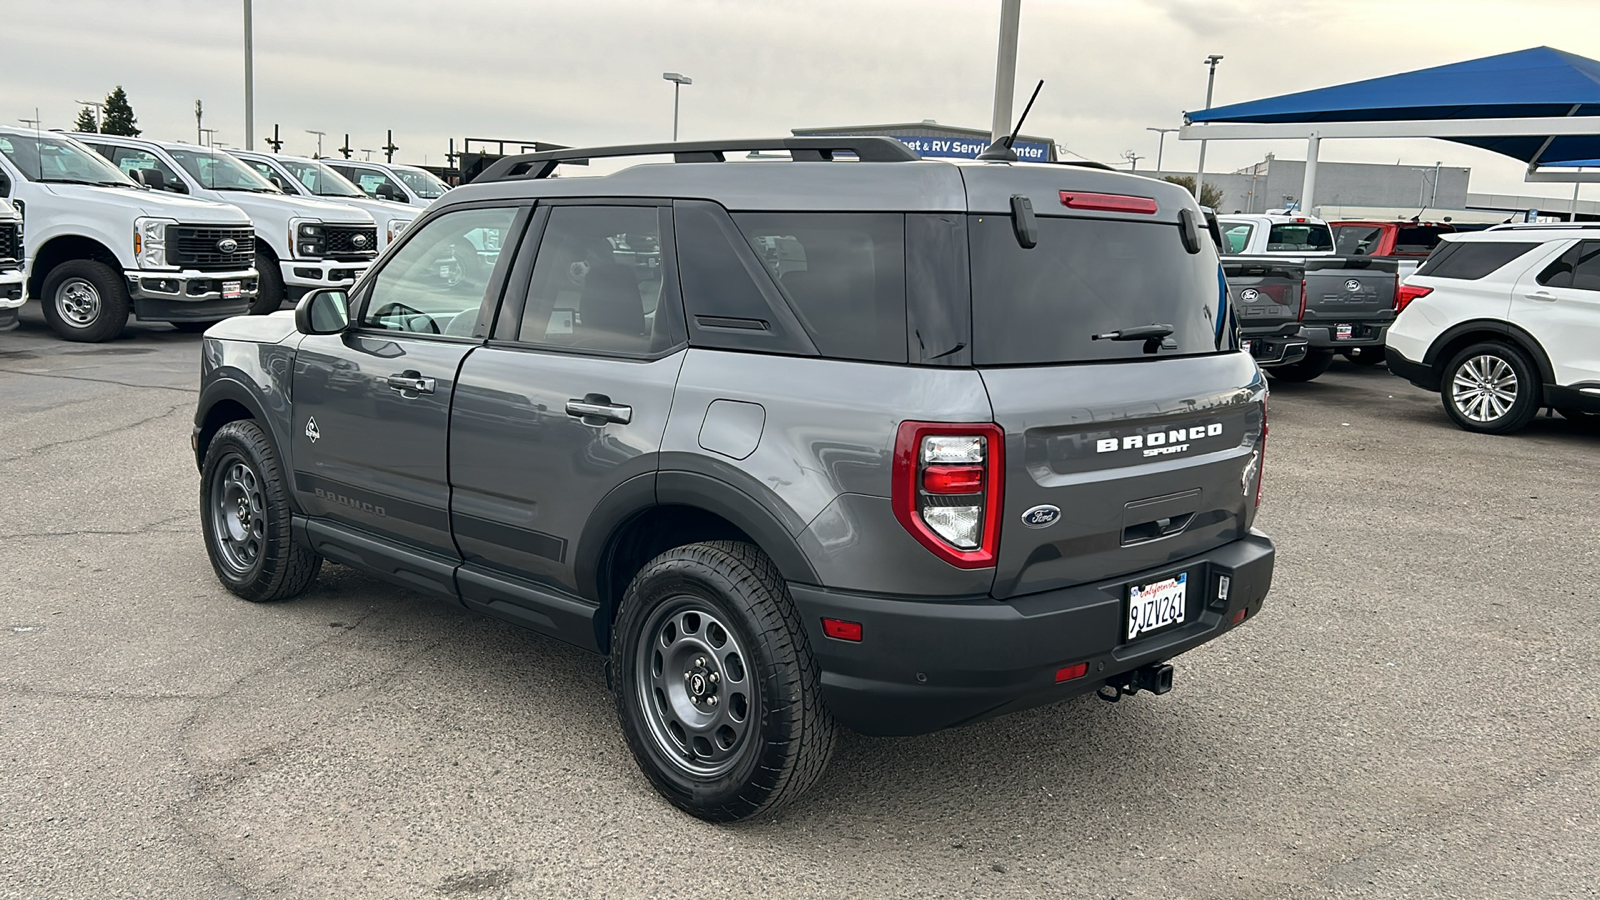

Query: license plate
[
  {"left": 1126, "top": 573, "right": 1188, "bottom": 642},
  {"left": 1336, "top": 324, "right": 1354, "bottom": 340},
  {"left": 1242, "top": 340, "right": 1255, "bottom": 355},
  {"left": 222, "top": 280, "right": 243, "bottom": 299}
]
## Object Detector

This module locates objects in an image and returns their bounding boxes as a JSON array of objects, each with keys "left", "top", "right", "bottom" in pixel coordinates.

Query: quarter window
[
  {"left": 360, "top": 206, "right": 519, "bottom": 336},
  {"left": 1537, "top": 241, "right": 1600, "bottom": 291},
  {"left": 518, "top": 206, "right": 671, "bottom": 354}
]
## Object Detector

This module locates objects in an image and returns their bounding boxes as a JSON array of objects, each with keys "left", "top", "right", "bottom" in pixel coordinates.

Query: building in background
[{"left": 792, "top": 120, "right": 1057, "bottom": 162}]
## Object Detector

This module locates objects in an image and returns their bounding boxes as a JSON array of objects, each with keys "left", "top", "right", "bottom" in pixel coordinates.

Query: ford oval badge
[{"left": 1021, "top": 504, "right": 1061, "bottom": 529}]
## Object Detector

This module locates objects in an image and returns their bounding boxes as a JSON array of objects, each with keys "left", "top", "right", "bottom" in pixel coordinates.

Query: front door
[
  {"left": 1515, "top": 239, "right": 1600, "bottom": 386},
  {"left": 291, "top": 204, "right": 527, "bottom": 555},
  {"left": 450, "top": 202, "right": 685, "bottom": 597}
]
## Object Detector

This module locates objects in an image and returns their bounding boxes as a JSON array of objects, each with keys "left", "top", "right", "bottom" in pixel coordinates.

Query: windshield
[
  {"left": 277, "top": 159, "right": 364, "bottom": 197},
  {"left": 969, "top": 215, "right": 1228, "bottom": 365},
  {"left": 0, "top": 133, "right": 132, "bottom": 186},
  {"left": 392, "top": 166, "right": 448, "bottom": 199},
  {"left": 167, "top": 148, "right": 281, "bottom": 192}
]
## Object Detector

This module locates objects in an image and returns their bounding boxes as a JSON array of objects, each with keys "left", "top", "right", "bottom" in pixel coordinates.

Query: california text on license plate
[
  {"left": 1242, "top": 340, "right": 1255, "bottom": 354},
  {"left": 1127, "top": 573, "right": 1187, "bottom": 641},
  {"left": 223, "top": 281, "right": 243, "bottom": 299},
  {"left": 1336, "top": 324, "right": 1354, "bottom": 339}
]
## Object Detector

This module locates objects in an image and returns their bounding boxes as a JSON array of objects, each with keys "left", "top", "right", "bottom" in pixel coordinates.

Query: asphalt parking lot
[{"left": 2, "top": 304, "right": 1597, "bottom": 900}]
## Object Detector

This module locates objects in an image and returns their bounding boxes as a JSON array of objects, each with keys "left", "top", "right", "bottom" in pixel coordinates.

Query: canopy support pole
[{"left": 1300, "top": 133, "right": 1321, "bottom": 214}]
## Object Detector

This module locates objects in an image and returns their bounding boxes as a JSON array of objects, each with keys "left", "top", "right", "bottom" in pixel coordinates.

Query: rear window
[
  {"left": 1392, "top": 225, "right": 1451, "bottom": 255},
  {"left": 1332, "top": 225, "right": 1384, "bottom": 255},
  {"left": 968, "top": 215, "right": 1226, "bottom": 365},
  {"left": 1266, "top": 223, "right": 1332, "bottom": 252},
  {"left": 1415, "top": 240, "right": 1540, "bottom": 280}
]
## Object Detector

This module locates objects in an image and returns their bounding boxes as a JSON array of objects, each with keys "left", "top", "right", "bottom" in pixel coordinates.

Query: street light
[
  {"left": 1194, "top": 54, "right": 1224, "bottom": 202},
  {"left": 75, "top": 100, "right": 105, "bottom": 131},
  {"left": 662, "top": 72, "right": 692, "bottom": 141},
  {"left": 200, "top": 128, "right": 219, "bottom": 148},
  {"left": 306, "top": 130, "right": 326, "bottom": 158},
  {"left": 1146, "top": 127, "right": 1178, "bottom": 171}
]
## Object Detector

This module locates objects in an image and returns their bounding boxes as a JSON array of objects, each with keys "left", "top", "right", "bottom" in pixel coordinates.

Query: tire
[
  {"left": 1440, "top": 342, "right": 1542, "bottom": 435},
  {"left": 1267, "top": 348, "right": 1335, "bottom": 382},
  {"left": 170, "top": 320, "right": 222, "bottom": 334},
  {"left": 612, "top": 541, "right": 837, "bottom": 822},
  {"left": 250, "top": 249, "right": 285, "bottom": 316},
  {"left": 1343, "top": 346, "right": 1387, "bottom": 366},
  {"left": 199, "top": 420, "right": 322, "bottom": 601},
  {"left": 39, "top": 260, "right": 130, "bottom": 342}
]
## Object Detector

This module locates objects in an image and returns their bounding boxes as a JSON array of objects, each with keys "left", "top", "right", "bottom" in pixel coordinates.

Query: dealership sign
[{"left": 891, "top": 135, "right": 1051, "bottom": 161}]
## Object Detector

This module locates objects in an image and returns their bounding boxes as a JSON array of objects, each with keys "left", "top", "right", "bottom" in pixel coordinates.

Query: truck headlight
[
  {"left": 291, "top": 219, "right": 324, "bottom": 259},
  {"left": 386, "top": 218, "right": 412, "bottom": 245},
  {"left": 134, "top": 217, "right": 176, "bottom": 269}
]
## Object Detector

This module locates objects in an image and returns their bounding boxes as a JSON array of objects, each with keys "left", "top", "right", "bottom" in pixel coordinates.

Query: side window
[
  {"left": 1223, "top": 224, "right": 1252, "bottom": 254},
  {"left": 732, "top": 212, "right": 907, "bottom": 363},
  {"left": 1566, "top": 241, "right": 1600, "bottom": 292},
  {"left": 243, "top": 160, "right": 288, "bottom": 190},
  {"left": 360, "top": 206, "right": 519, "bottom": 336},
  {"left": 1537, "top": 244, "right": 1579, "bottom": 288},
  {"left": 1418, "top": 241, "right": 1541, "bottom": 280},
  {"left": 518, "top": 206, "right": 670, "bottom": 354},
  {"left": 107, "top": 147, "right": 185, "bottom": 192}
]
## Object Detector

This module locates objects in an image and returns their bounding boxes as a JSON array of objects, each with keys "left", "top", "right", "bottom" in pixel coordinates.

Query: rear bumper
[
  {"left": 790, "top": 530, "right": 1275, "bottom": 736},
  {"left": 1385, "top": 346, "right": 1437, "bottom": 391},
  {"left": 1243, "top": 334, "right": 1309, "bottom": 367},
  {"left": 1547, "top": 383, "right": 1600, "bottom": 414},
  {"left": 1299, "top": 320, "right": 1392, "bottom": 349}
]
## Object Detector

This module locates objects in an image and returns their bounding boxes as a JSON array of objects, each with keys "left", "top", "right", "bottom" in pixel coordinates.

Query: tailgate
[
  {"left": 980, "top": 354, "right": 1266, "bottom": 600},
  {"left": 1302, "top": 258, "right": 1399, "bottom": 322},
  {"left": 1224, "top": 258, "right": 1302, "bottom": 330}
]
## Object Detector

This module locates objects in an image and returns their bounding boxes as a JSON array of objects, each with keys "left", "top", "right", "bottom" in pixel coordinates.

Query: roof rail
[
  {"left": 471, "top": 136, "right": 921, "bottom": 183},
  {"left": 1485, "top": 221, "right": 1600, "bottom": 231}
]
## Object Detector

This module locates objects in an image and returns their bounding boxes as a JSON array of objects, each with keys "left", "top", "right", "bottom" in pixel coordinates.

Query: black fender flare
[{"left": 1424, "top": 318, "right": 1556, "bottom": 386}]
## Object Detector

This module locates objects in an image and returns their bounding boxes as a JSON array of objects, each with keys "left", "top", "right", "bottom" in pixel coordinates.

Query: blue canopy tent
[{"left": 1178, "top": 47, "right": 1600, "bottom": 210}]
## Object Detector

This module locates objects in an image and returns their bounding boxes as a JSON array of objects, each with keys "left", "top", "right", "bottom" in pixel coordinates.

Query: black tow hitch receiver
[{"left": 1096, "top": 662, "right": 1175, "bottom": 703}]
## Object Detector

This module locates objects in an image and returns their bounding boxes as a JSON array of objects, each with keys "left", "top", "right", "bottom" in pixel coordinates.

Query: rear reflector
[
  {"left": 822, "top": 618, "right": 863, "bottom": 642},
  {"left": 1230, "top": 608, "right": 1249, "bottom": 625},
  {"left": 1055, "top": 663, "right": 1089, "bottom": 683},
  {"left": 922, "top": 465, "right": 984, "bottom": 494},
  {"left": 1395, "top": 284, "right": 1433, "bottom": 312},
  {"left": 1059, "top": 191, "right": 1158, "bottom": 214}
]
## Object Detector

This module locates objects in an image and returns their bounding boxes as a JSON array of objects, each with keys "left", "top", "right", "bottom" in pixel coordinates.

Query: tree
[
  {"left": 100, "top": 86, "right": 140, "bottom": 136},
  {"left": 1162, "top": 175, "right": 1224, "bottom": 210},
  {"left": 73, "top": 106, "right": 98, "bottom": 134}
]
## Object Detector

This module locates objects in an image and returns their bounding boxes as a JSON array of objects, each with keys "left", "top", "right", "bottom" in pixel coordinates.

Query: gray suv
[{"left": 192, "top": 137, "right": 1275, "bottom": 821}]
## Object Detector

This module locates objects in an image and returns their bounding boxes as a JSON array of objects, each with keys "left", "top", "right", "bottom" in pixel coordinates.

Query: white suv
[{"left": 1386, "top": 225, "right": 1600, "bottom": 434}]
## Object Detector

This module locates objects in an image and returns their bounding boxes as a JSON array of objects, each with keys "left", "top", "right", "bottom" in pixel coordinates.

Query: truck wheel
[
  {"left": 1441, "top": 342, "right": 1541, "bottom": 435},
  {"left": 40, "top": 260, "right": 130, "bottom": 342},
  {"left": 612, "top": 541, "right": 837, "bottom": 822},
  {"left": 1343, "top": 346, "right": 1386, "bottom": 365},
  {"left": 250, "top": 250, "right": 285, "bottom": 315},
  {"left": 200, "top": 420, "right": 322, "bottom": 601},
  {"left": 1267, "top": 349, "right": 1335, "bottom": 383}
]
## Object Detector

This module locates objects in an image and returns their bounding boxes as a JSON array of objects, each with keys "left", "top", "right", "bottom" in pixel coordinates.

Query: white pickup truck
[
  {"left": 230, "top": 150, "right": 415, "bottom": 252},
  {"left": 76, "top": 135, "right": 377, "bottom": 316},
  {"left": 0, "top": 198, "right": 22, "bottom": 331},
  {"left": 323, "top": 159, "right": 448, "bottom": 208},
  {"left": 0, "top": 127, "right": 259, "bottom": 341}
]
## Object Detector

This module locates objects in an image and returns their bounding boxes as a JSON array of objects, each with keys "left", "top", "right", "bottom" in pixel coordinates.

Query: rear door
[
  {"left": 965, "top": 211, "right": 1266, "bottom": 600},
  {"left": 1515, "top": 239, "right": 1600, "bottom": 386}
]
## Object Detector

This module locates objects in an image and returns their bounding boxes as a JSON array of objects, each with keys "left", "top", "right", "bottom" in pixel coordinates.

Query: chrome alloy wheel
[
  {"left": 210, "top": 454, "right": 266, "bottom": 575},
  {"left": 635, "top": 600, "right": 756, "bottom": 777},
  {"left": 1451, "top": 354, "right": 1519, "bottom": 423},
  {"left": 55, "top": 277, "right": 102, "bottom": 327}
]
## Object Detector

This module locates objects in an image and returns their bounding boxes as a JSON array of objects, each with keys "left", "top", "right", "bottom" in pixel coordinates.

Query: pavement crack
[
  {"left": 0, "top": 683, "right": 221, "bottom": 704},
  {"left": 1, "top": 403, "right": 188, "bottom": 463},
  {"left": 1, "top": 514, "right": 193, "bottom": 540},
  {"left": 0, "top": 365, "right": 199, "bottom": 394}
]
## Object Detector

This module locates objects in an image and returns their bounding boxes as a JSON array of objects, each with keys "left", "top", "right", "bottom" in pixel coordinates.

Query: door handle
[
  {"left": 565, "top": 395, "right": 632, "bottom": 425},
  {"left": 1524, "top": 290, "right": 1556, "bottom": 301},
  {"left": 386, "top": 370, "right": 436, "bottom": 394}
]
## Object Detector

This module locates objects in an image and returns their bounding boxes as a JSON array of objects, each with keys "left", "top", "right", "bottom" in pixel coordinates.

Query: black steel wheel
[
  {"left": 1441, "top": 342, "right": 1541, "bottom": 435},
  {"left": 199, "top": 420, "right": 321, "bottom": 601},
  {"left": 612, "top": 541, "right": 836, "bottom": 822}
]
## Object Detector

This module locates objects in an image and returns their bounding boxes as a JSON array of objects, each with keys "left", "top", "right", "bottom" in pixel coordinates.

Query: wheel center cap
[{"left": 688, "top": 673, "right": 708, "bottom": 697}]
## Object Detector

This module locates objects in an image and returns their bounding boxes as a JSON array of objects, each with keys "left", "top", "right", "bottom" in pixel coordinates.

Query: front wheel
[
  {"left": 612, "top": 541, "right": 837, "bottom": 822},
  {"left": 1267, "top": 348, "right": 1335, "bottom": 383},
  {"left": 200, "top": 420, "right": 322, "bottom": 601},
  {"left": 1441, "top": 342, "right": 1541, "bottom": 434},
  {"left": 40, "top": 260, "right": 130, "bottom": 342},
  {"left": 249, "top": 250, "right": 285, "bottom": 315}
]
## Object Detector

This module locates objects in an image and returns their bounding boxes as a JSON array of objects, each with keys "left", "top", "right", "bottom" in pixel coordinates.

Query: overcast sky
[{"left": 8, "top": 0, "right": 1600, "bottom": 197}]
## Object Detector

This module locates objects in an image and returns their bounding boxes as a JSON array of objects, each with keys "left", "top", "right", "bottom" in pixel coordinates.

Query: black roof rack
[{"left": 471, "top": 136, "right": 921, "bottom": 183}]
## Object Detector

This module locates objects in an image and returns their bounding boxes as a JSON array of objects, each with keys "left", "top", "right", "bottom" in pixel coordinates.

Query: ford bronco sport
[{"left": 192, "top": 137, "right": 1275, "bottom": 821}]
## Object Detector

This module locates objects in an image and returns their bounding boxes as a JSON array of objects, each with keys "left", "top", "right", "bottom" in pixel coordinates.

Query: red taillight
[
  {"left": 1055, "top": 662, "right": 1089, "bottom": 683},
  {"left": 1395, "top": 284, "right": 1433, "bottom": 312},
  {"left": 1230, "top": 608, "right": 1249, "bottom": 626},
  {"left": 892, "top": 421, "right": 1005, "bottom": 569},
  {"left": 1059, "top": 191, "right": 1158, "bottom": 215},
  {"left": 822, "top": 618, "right": 863, "bottom": 642},
  {"left": 1298, "top": 280, "right": 1308, "bottom": 321}
]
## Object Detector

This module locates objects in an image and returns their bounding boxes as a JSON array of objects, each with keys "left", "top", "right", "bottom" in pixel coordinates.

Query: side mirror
[
  {"left": 375, "top": 184, "right": 406, "bottom": 203},
  {"left": 268, "top": 174, "right": 290, "bottom": 192},
  {"left": 295, "top": 289, "right": 350, "bottom": 335},
  {"left": 132, "top": 167, "right": 165, "bottom": 191}
]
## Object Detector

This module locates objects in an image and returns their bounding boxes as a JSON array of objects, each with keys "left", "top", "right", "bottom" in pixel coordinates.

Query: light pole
[
  {"left": 989, "top": 0, "right": 1023, "bottom": 143},
  {"left": 1146, "top": 127, "right": 1178, "bottom": 171},
  {"left": 306, "top": 130, "right": 326, "bottom": 158},
  {"left": 243, "top": 0, "right": 254, "bottom": 151},
  {"left": 75, "top": 100, "right": 105, "bottom": 131},
  {"left": 1121, "top": 150, "right": 1144, "bottom": 171},
  {"left": 662, "top": 72, "right": 692, "bottom": 141},
  {"left": 1194, "top": 54, "right": 1223, "bottom": 201}
]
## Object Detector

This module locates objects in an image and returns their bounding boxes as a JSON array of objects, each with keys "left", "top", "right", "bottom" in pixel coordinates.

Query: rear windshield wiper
[{"left": 1092, "top": 324, "right": 1175, "bottom": 354}]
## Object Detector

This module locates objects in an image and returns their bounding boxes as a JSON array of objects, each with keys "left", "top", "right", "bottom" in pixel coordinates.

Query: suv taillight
[
  {"left": 892, "top": 422, "right": 1004, "bottom": 569},
  {"left": 1395, "top": 284, "right": 1432, "bottom": 312}
]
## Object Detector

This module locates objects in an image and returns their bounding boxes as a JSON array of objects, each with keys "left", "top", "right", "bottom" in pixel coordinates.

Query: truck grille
[
  {"left": 169, "top": 225, "right": 256, "bottom": 271},
  {"left": 0, "top": 221, "right": 19, "bottom": 264},
  {"left": 324, "top": 225, "right": 378, "bottom": 261}
]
